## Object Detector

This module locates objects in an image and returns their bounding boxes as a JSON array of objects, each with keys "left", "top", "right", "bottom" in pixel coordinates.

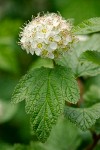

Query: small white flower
[
  {"left": 20, "top": 13, "right": 77, "bottom": 59},
  {"left": 49, "top": 42, "right": 58, "bottom": 50}
]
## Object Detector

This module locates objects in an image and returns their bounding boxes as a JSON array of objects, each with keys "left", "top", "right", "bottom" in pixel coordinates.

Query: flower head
[{"left": 20, "top": 13, "right": 77, "bottom": 59}]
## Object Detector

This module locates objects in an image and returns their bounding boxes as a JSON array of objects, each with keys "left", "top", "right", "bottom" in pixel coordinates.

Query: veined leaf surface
[{"left": 12, "top": 66, "right": 80, "bottom": 142}]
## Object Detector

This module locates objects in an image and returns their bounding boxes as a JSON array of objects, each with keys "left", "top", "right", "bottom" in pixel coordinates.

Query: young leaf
[
  {"left": 64, "top": 103, "right": 100, "bottom": 130},
  {"left": 72, "top": 17, "right": 100, "bottom": 34},
  {"left": 11, "top": 66, "right": 80, "bottom": 142},
  {"left": 80, "top": 50, "right": 100, "bottom": 65}
]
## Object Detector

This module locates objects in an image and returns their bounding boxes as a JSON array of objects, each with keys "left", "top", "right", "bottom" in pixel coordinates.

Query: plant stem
[
  {"left": 85, "top": 132, "right": 100, "bottom": 150},
  {"left": 77, "top": 78, "right": 84, "bottom": 107}
]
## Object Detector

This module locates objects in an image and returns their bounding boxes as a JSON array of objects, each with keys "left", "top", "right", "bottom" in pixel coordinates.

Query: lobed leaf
[
  {"left": 11, "top": 66, "right": 80, "bottom": 142},
  {"left": 72, "top": 17, "right": 100, "bottom": 34},
  {"left": 64, "top": 103, "right": 100, "bottom": 130}
]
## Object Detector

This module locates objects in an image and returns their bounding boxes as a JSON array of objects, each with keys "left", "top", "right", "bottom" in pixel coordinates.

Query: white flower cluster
[{"left": 20, "top": 13, "right": 77, "bottom": 59}]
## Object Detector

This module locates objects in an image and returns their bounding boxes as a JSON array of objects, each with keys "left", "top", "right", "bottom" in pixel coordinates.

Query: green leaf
[
  {"left": 83, "top": 85, "right": 100, "bottom": 106},
  {"left": 46, "top": 117, "right": 81, "bottom": 150},
  {"left": 12, "top": 66, "right": 80, "bottom": 142},
  {"left": 56, "top": 34, "right": 100, "bottom": 77},
  {"left": 93, "top": 119, "right": 100, "bottom": 134},
  {"left": 83, "top": 75, "right": 100, "bottom": 107},
  {"left": 85, "top": 74, "right": 100, "bottom": 90},
  {"left": 72, "top": 17, "right": 100, "bottom": 34},
  {"left": 80, "top": 50, "right": 100, "bottom": 65},
  {"left": 76, "top": 61, "right": 100, "bottom": 77},
  {"left": 64, "top": 103, "right": 100, "bottom": 130},
  {"left": 30, "top": 58, "right": 53, "bottom": 69}
]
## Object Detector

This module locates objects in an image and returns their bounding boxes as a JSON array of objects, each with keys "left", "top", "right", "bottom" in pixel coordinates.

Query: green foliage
[
  {"left": 11, "top": 16, "right": 100, "bottom": 144},
  {"left": 1, "top": 1, "right": 100, "bottom": 147},
  {"left": 83, "top": 74, "right": 100, "bottom": 108},
  {"left": 85, "top": 74, "right": 100, "bottom": 89},
  {"left": 11, "top": 66, "right": 79, "bottom": 142},
  {"left": 83, "top": 85, "right": 100, "bottom": 106},
  {"left": 46, "top": 117, "right": 81, "bottom": 150},
  {"left": 0, "top": 117, "right": 82, "bottom": 150},
  {"left": 30, "top": 58, "right": 53, "bottom": 69},
  {"left": 93, "top": 119, "right": 100, "bottom": 134},
  {"left": 64, "top": 103, "right": 100, "bottom": 130},
  {"left": 56, "top": 34, "right": 100, "bottom": 77},
  {"left": 72, "top": 17, "right": 100, "bottom": 34},
  {"left": 80, "top": 50, "right": 100, "bottom": 65}
]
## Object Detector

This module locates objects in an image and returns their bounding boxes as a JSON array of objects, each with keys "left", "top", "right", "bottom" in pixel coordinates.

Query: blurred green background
[{"left": 0, "top": 0, "right": 100, "bottom": 149}]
